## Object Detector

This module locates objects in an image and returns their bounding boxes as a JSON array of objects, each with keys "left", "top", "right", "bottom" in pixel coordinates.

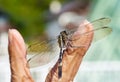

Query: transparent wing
[
  {"left": 92, "top": 27, "right": 112, "bottom": 42},
  {"left": 66, "top": 17, "right": 112, "bottom": 42},
  {"left": 27, "top": 39, "right": 59, "bottom": 68},
  {"left": 27, "top": 40, "right": 55, "bottom": 52},
  {"left": 66, "top": 17, "right": 111, "bottom": 32},
  {"left": 91, "top": 17, "right": 111, "bottom": 29},
  {"left": 27, "top": 18, "right": 112, "bottom": 68},
  {"left": 79, "top": 27, "right": 112, "bottom": 42},
  {"left": 82, "top": 18, "right": 112, "bottom": 42}
]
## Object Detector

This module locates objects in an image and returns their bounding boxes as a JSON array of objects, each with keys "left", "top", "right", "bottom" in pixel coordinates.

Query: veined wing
[
  {"left": 27, "top": 40, "right": 59, "bottom": 68},
  {"left": 27, "top": 18, "right": 112, "bottom": 68},
  {"left": 66, "top": 17, "right": 112, "bottom": 42},
  {"left": 92, "top": 27, "right": 112, "bottom": 42},
  {"left": 91, "top": 17, "right": 111, "bottom": 29},
  {"left": 79, "top": 26, "right": 112, "bottom": 42},
  {"left": 27, "top": 40, "right": 55, "bottom": 52}
]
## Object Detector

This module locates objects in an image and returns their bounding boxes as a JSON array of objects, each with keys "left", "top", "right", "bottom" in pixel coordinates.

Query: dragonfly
[{"left": 27, "top": 17, "right": 112, "bottom": 79}]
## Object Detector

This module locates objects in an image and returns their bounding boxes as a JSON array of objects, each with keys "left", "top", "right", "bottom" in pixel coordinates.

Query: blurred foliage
[{"left": 0, "top": 0, "right": 65, "bottom": 38}]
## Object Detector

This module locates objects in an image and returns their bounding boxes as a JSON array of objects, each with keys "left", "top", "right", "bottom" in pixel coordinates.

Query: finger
[
  {"left": 8, "top": 29, "right": 34, "bottom": 82},
  {"left": 45, "top": 20, "right": 93, "bottom": 82}
]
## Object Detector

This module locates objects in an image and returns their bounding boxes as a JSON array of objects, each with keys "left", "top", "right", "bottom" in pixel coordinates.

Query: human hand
[{"left": 8, "top": 20, "right": 93, "bottom": 82}]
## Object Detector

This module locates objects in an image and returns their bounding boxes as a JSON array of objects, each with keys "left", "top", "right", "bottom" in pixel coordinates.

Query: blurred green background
[
  {"left": 0, "top": 0, "right": 120, "bottom": 82},
  {"left": 0, "top": 0, "right": 53, "bottom": 37}
]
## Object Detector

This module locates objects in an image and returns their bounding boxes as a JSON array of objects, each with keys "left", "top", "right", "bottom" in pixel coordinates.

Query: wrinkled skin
[
  {"left": 45, "top": 20, "right": 93, "bottom": 82},
  {"left": 8, "top": 29, "right": 34, "bottom": 82},
  {"left": 8, "top": 20, "right": 93, "bottom": 82}
]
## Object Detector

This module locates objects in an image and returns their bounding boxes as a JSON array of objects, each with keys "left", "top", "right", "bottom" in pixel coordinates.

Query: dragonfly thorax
[{"left": 58, "top": 31, "right": 68, "bottom": 48}]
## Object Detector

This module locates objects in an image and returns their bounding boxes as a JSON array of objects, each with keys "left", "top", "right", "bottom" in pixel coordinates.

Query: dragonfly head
[{"left": 60, "top": 31, "right": 68, "bottom": 36}]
